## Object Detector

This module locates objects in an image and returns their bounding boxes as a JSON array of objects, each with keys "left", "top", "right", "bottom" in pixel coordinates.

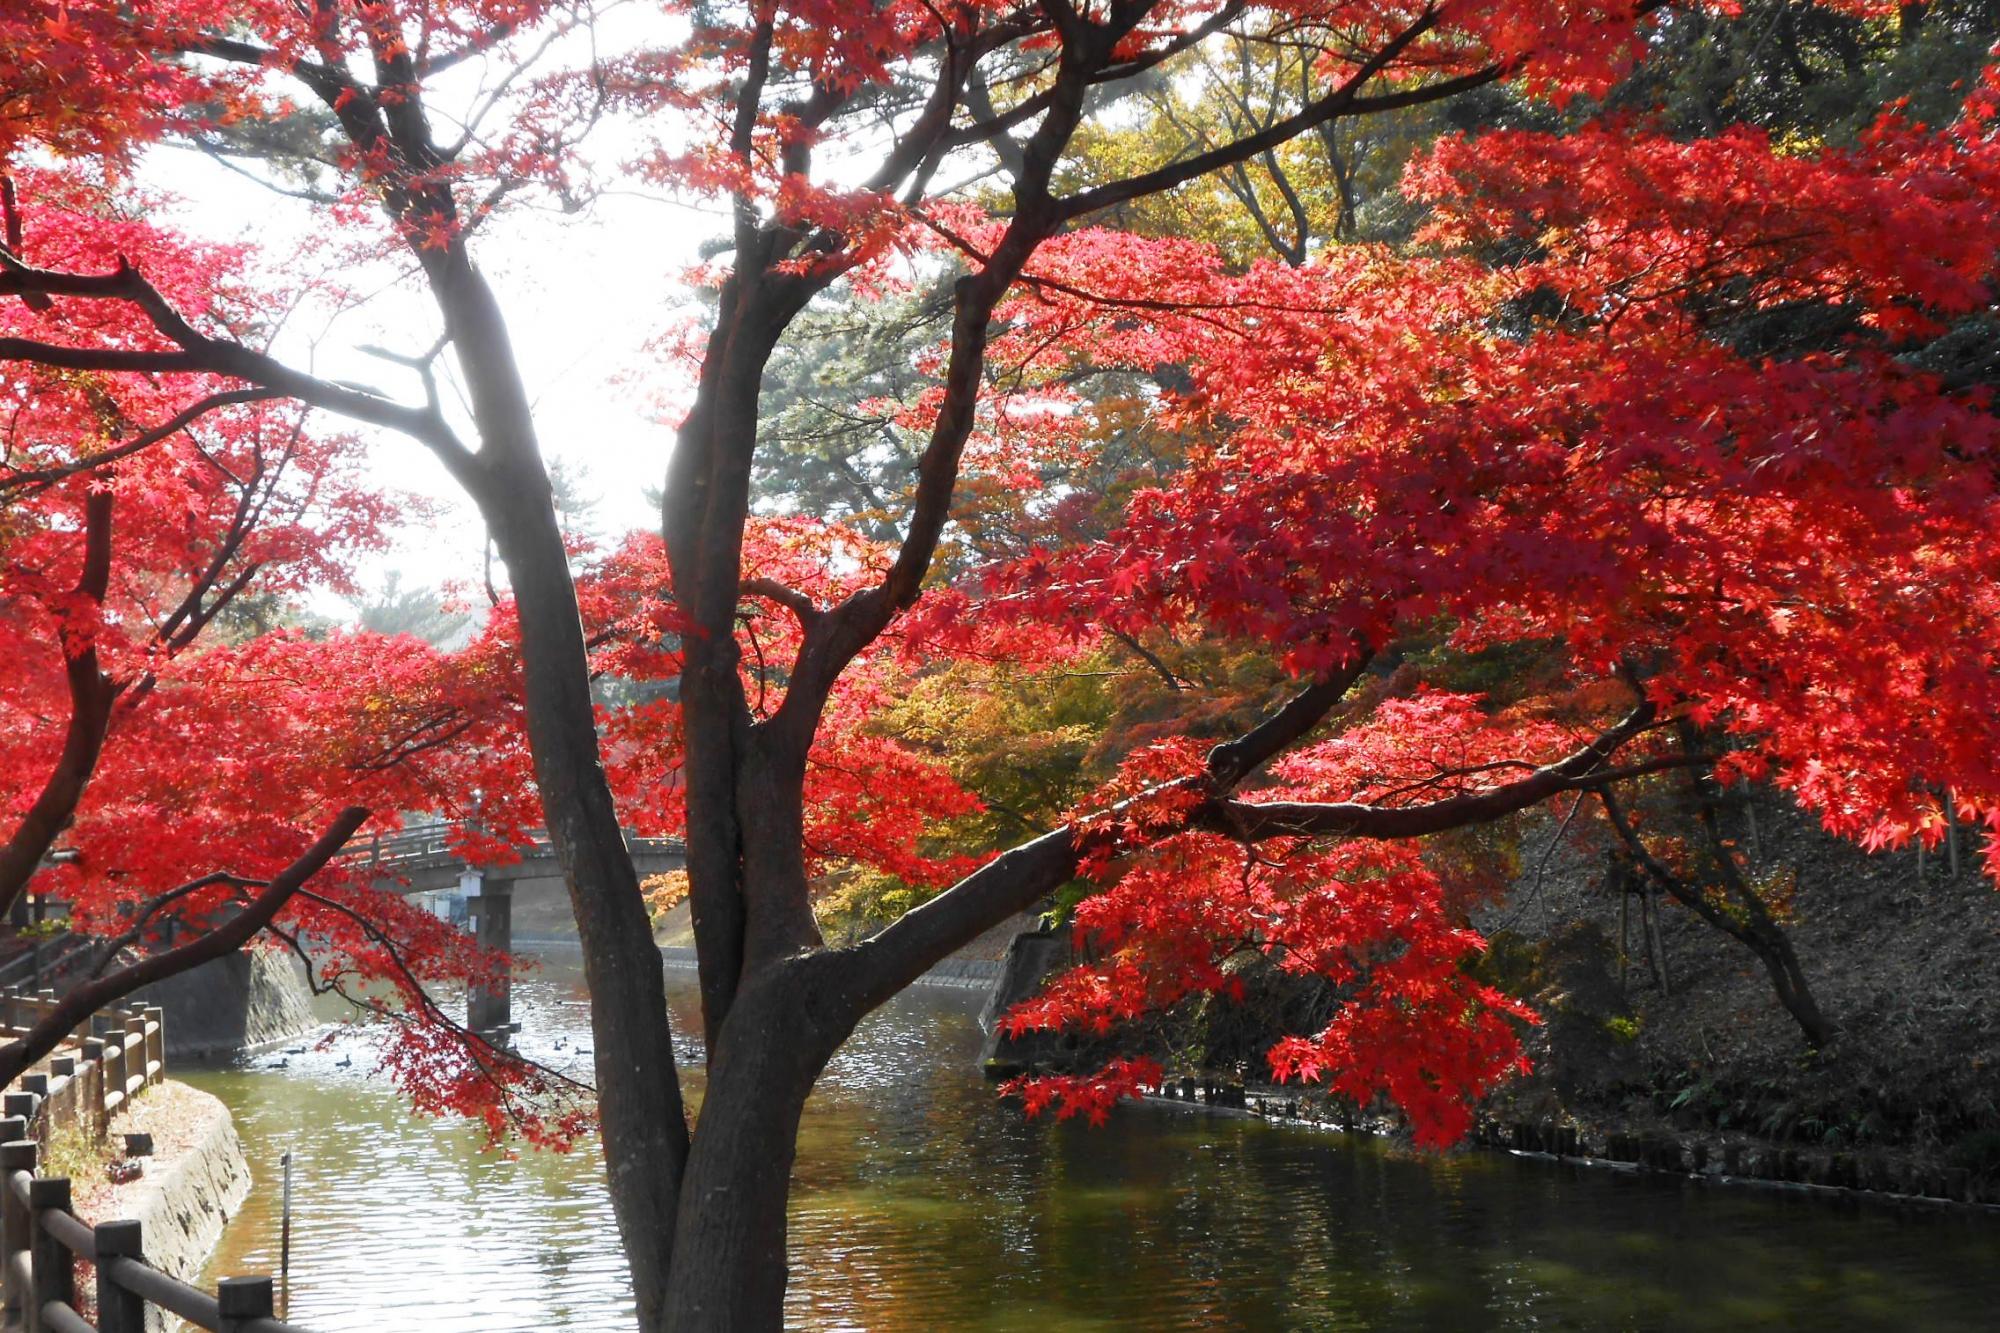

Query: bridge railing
[
  {"left": 346, "top": 826, "right": 685, "bottom": 873},
  {"left": 346, "top": 825, "right": 457, "bottom": 867}
]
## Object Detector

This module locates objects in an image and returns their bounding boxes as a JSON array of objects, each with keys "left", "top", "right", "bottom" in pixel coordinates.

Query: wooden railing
[
  {"left": 0, "top": 1001, "right": 305, "bottom": 1332},
  {"left": 1, "top": 1126, "right": 300, "bottom": 1333},
  {"left": 0, "top": 995, "right": 164, "bottom": 1154}
]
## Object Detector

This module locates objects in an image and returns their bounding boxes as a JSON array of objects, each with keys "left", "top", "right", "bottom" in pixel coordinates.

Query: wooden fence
[
  {"left": 0, "top": 997, "right": 304, "bottom": 1333},
  {"left": 0, "top": 994, "right": 165, "bottom": 1152}
]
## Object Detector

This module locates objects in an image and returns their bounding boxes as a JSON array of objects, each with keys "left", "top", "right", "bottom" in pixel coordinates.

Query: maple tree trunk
[
  {"left": 1675, "top": 731, "right": 1836, "bottom": 1050},
  {"left": 657, "top": 333, "right": 842, "bottom": 1314},
  {"left": 1657, "top": 873, "right": 1833, "bottom": 1047},
  {"left": 1745, "top": 920, "right": 1834, "bottom": 1048},
  {"left": 430, "top": 253, "right": 691, "bottom": 1332},
  {"left": 486, "top": 477, "right": 690, "bottom": 1329},
  {"left": 659, "top": 864, "right": 1082, "bottom": 1327},
  {"left": 647, "top": 258, "right": 1052, "bottom": 1322},
  {"left": 661, "top": 960, "right": 848, "bottom": 1329},
  {"left": 0, "top": 493, "right": 117, "bottom": 915}
]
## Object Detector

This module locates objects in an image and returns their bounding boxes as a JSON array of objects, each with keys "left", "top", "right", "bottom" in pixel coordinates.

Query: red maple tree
[
  {"left": 0, "top": 167, "right": 587, "bottom": 1135},
  {"left": 3, "top": 2, "right": 1997, "bottom": 1326}
]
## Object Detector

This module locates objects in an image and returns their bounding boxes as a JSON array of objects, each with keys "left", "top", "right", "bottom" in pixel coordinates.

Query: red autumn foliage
[
  {"left": 949, "top": 62, "right": 2000, "bottom": 1127},
  {"left": 2, "top": 10, "right": 1998, "bottom": 1301}
]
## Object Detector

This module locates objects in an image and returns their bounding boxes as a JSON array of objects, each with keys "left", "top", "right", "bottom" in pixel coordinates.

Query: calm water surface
[{"left": 184, "top": 948, "right": 2000, "bottom": 1331}]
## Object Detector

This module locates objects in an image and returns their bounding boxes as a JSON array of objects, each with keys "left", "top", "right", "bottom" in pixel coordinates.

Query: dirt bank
[
  {"left": 1474, "top": 794, "right": 2000, "bottom": 1196},
  {"left": 72, "top": 1080, "right": 252, "bottom": 1323}
]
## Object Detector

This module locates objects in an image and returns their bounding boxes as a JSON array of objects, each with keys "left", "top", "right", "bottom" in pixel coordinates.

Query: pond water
[{"left": 184, "top": 948, "right": 2000, "bottom": 1331}]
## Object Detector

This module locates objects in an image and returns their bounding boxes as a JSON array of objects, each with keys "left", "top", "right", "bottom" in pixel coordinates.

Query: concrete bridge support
[{"left": 464, "top": 871, "right": 513, "bottom": 1041}]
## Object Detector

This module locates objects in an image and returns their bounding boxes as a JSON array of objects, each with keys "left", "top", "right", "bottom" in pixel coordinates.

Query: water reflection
[{"left": 186, "top": 948, "right": 2000, "bottom": 1331}]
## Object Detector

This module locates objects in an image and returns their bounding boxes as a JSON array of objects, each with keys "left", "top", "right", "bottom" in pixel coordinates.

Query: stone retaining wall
[
  {"left": 137, "top": 951, "right": 315, "bottom": 1062},
  {"left": 910, "top": 958, "right": 1003, "bottom": 990}
]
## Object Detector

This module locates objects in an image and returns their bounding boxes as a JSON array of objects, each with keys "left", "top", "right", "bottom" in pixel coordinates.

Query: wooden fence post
[
  {"left": 78, "top": 1040, "right": 104, "bottom": 1143},
  {"left": 93, "top": 1220, "right": 146, "bottom": 1333},
  {"left": 28, "top": 1176, "right": 72, "bottom": 1333},
  {"left": 102, "top": 1028, "right": 125, "bottom": 1117},
  {"left": 18, "top": 1084, "right": 47, "bottom": 1148},
  {"left": 45, "top": 1060, "right": 74, "bottom": 1135},
  {"left": 218, "top": 1275, "right": 275, "bottom": 1332},
  {"left": 128, "top": 1026, "right": 148, "bottom": 1097},
  {"left": 2, "top": 1094, "right": 35, "bottom": 1130},
  {"left": 142, "top": 1008, "right": 165, "bottom": 1085},
  {"left": 1, "top": 1139, "right": 35, "bottom": 1325}
]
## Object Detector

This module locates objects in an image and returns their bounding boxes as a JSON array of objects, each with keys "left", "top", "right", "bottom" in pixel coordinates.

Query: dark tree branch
[
  {"left": 286, "top": 886, "right": 598, "bottom": 1099},
  {"left": 0, "top": 176, "right": 51, "bottom": 311},
  {"left": 1105, "top": 627, "right": 1191, "bottom": 692},
  {"left": 841, "top": 697, "right": 1661, "bottom": 1012},
  {"left": 0, "top": 494, "right": 120, "bottom": 916},
  {"left": 771, "top": 22, "right": 1121, "bottom": 751},
  {"left": 1210, "top": 750, "right": 1696, "bottom": 840},
  {"left": 0, "top": 807, "right": 369, "bottom": 1087},
  {"left": 0, "top": 389, "right": 281, "bottom": 496},
  {"left": 0, "top": 258, "right": 480, "bottom": 486},
  {"left": 1204, "top": 648, "right": 1371, "bottom": 789},
  {"left": 1055, "top": 8, "right": 1467, "bottom": 221},
  {"left": 741, "top": 577, "right": 820, "bottom": 626},
  {"left": 85, "top": 873, "right": 262, "bottom": 980}
]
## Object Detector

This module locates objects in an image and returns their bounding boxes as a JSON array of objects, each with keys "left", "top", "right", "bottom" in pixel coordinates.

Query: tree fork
[{"left": 662, "top": 961, "right": 853, "bottom": 1329}]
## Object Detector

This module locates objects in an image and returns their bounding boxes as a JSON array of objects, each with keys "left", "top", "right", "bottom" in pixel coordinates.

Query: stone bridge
[{"left": 348, "top": 826, "right": 685, "bottom": 1037}]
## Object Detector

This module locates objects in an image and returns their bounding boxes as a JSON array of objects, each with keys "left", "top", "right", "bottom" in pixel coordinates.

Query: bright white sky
[
  {"left": 145, "top": 16, "right": 728, "bottom": 623},
  {"left": 157, "top": 161, "right": 719, "bottom": 621}
]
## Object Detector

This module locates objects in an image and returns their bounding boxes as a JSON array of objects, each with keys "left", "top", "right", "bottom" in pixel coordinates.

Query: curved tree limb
[
  {"left": 0, "top": 806, "right": 369, "bottom": 1088},
  {"left": 0, "top": 494, "right": 120, "bottom": 915},
  {"left": 840, "top": 699, "right": 1663, "bottom": 1012},
  {"left": 0, "top": 258, "right": 480, "bottom": 488},
  {"left": 0, "top": 390, "right": 280, "bottom": 496}
]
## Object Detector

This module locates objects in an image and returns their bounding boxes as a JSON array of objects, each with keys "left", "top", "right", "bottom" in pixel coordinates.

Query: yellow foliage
[{"left": 642, "top": 869, "right": 691, "bottom": 927}]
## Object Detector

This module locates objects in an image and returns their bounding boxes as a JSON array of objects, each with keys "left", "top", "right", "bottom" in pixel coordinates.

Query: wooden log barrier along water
[{"left": 0, "top": 998, "right": 305, "bottom": 1332}]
